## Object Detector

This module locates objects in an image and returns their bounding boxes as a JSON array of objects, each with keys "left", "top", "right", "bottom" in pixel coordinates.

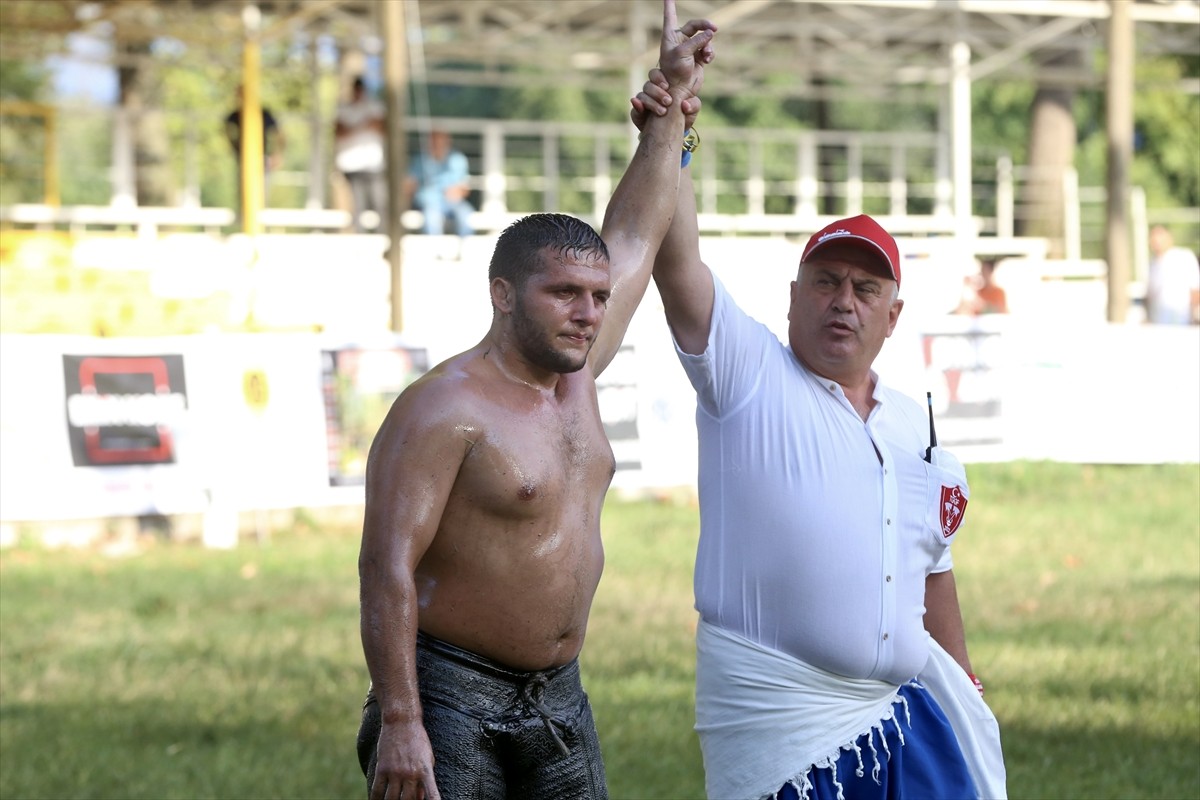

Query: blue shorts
[{"left": 774, "top": 683, "right": 977, "bottom": 800}]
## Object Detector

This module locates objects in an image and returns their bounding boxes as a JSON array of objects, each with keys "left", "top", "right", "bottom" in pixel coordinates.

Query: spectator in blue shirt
[{"left": 404, "top": 129, "right": 475, "bottom": 236}]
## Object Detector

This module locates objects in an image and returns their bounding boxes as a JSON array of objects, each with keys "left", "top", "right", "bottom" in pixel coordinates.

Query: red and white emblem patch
[{"left": 940, "top": 485, "right": 968, "bottom": 538}]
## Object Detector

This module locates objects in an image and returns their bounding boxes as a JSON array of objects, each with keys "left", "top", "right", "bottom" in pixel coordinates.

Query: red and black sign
[{"left": 63, "top": 355, "right": 188, "bottom": 467}]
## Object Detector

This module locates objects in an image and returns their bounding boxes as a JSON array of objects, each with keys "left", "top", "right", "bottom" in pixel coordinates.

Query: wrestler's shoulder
[{"left": 390, "top": 348, "right": 514, "bottom": 422}]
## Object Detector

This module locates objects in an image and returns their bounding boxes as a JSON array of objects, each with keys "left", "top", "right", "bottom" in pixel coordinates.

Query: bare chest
[{"left": 454, "top": 390, "right": 616, "bottom": 514}]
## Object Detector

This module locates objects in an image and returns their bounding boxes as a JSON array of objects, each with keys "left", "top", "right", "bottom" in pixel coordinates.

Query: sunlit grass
[{"left": 1, "top": 462, "right": 1197, "bottom": 799}]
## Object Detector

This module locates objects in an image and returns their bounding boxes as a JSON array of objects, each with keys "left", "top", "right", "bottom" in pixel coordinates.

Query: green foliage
[
  {"left": 4, "top": 23, "right": 1198, "bottom": 225},
  {"left": 155, "top": 61, "right": 235, "bottom": 208},
  {"left": 0, "top": 60, "right": 51, "bottom": 204},
  {"left": 972, "top": 80, "right": 1037, "bottom": 165},
  {"left": 1, "top": 463, "right": 1198, "bottom": 799},
  {"left": 1133, "top": 56, "right": 1200, "bottom": 208},
  {"left": 1070, "top": 53, "right": 1200, "bottom": 211},
  {"left": 0, "top": 58, "right": 47, "bottom": 100},
  {"left": 57, "top": 109, "right": 116, "bottom": 205},
  {"left": 708, "top": 84, "right": 797, "bottom": 131}
]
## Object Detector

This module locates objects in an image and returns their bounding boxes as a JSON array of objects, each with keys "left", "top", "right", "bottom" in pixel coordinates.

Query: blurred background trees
[{"left": 2, "top": 14, "right": 1196, "bottom": 228}]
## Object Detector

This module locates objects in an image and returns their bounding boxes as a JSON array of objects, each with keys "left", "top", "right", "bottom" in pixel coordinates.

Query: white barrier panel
[
  {"left": 0, "top": 332, "right": 427, "bottom": 523},
  {"left": 619, "top": 302, "right": 1200, "bottom": 480},
  {"left": 2, "top": 234, "right": 1196, "bottom": 524},
  {"left": 1000, "top": 322, "right": 1200, "bottom": 464},
  {"left": 2, "top": 335, "right": 211, "bottom": 521}
]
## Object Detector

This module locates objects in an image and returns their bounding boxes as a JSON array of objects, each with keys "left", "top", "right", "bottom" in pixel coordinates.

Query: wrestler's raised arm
[
  {"left": 588, "top": 0, "right": 716, "bottom": 375},
  {"left": 630, "top": 67, "right": 714, "bottom": 357}
]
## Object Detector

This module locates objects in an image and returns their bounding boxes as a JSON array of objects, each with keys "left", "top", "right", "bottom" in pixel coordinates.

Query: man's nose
[
  {"left": 831, "top": 280, "right": 855, "bottom": 311},
  {"left": 573, "top": 297, "right": 604, "bottom": 326}
]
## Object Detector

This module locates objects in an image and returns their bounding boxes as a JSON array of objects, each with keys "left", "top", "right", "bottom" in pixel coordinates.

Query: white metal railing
[
  {"left": 2, "top": 107, "right": 1194, "bottom": 260},
  {"left": 0, "top": 107, "right": 961, "bottom": 236}
]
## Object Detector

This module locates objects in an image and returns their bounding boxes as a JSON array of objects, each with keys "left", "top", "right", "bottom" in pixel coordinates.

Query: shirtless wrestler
[{"left": 355, "top": 4, "right": 717, "bottom": 799}]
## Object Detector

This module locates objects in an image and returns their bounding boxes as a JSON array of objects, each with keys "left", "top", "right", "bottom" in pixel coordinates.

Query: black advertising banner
[{"left": 63, "top": 354, "right": 189, "bottom": 467}]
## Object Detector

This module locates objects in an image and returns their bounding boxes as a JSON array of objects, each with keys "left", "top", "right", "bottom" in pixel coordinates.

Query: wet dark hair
[{"left": 488, "top": 213, "right": 609, "bottom": 288}]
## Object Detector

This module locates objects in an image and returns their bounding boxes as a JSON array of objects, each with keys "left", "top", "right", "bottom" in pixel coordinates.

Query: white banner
[
  {"left": 0, "top": 333, "right": 426, "bottom": 522},
  {"left": 2, "top": 235, "right": 1196, "bottom": 524}
]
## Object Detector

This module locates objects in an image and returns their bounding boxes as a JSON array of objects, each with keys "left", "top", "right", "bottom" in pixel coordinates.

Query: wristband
[{"left": 969, "top": 673, "right": 984, "bottom": 696}]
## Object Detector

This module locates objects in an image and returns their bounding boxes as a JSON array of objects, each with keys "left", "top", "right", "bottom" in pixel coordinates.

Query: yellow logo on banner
[{"left": 243, "top": 369, "right": 269, "bottom": 412}]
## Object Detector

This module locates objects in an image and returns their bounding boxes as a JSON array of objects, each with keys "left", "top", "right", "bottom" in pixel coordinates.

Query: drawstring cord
[{"left": 521, "top": 674, "right": 571, "bottom": 757}]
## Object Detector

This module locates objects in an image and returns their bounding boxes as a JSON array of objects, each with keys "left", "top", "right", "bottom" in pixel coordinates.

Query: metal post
[
  {"left": 748, "top": 137, "right": 765, "bottom": 217},
  {"left": 1105, "top": 0, "right": 1134, "bottom": 322},
  {"left": 306, "top": 34, "right": 326, "bottom": 210},
  {"left": 890, "top": 143, "right": 906, "bottom": 218},
  {"left": 797, "top": 133, "right": 818, "bottom": 221},
  {"left": 241, "top": 5, "right": 264, "bottom": 236},
  {"left": 1063, "top": 167, "right": 1082, "bottom": 262},
  {"left": 934, "top": 95, "right": 952, "bottom": 219},
  {"left": 481, "top": 123, "right": 506, "bottom": 216},
  {"left": 1130, "top": 186, "right": 1148, "bottom": 285},
  {"left": 111, "top": 107, "right": 136, "bottom": 208},
  {"left": 542, "top": 132, "right": 559, "bottom": 213},
  {"left": 845, "top": 137, "right": 863, "bottom": 216},
  {"left": 951, "top": 40, "right": 974, "bottom": 241},
  {"left": 44, "top": 105, "right": 59, "bottom": 207},
  {"left": 592, "top": 136, "right": 611, "bottom": 223},
  {"left": 381, "top": 0, "right": 409, "bottom": 333},
  {"left": 996, "top": 155, "right": 1013, "bottom": 239}
]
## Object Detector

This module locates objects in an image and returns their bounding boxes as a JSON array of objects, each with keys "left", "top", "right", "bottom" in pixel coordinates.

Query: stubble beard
[{"left": 512, "top": 297, "right": 590, "bottom": 374}]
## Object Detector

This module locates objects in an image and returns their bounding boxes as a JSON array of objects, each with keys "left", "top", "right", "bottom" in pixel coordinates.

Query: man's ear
[
  {"left": 885, "top": 297, "right": 904, "bottom": 337},
  {"left": 490, "top": 277, "right": 514, "bottom": 313}
]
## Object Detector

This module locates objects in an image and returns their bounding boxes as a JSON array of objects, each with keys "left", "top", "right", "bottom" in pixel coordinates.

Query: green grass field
[{"left": 2, "top": 462, "right": 1198, "bottom": 800}]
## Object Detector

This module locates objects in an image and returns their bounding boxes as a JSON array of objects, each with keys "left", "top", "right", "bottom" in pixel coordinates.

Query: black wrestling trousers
[{"left": 357, "top": 631, "right": 609, "bottom": 799}]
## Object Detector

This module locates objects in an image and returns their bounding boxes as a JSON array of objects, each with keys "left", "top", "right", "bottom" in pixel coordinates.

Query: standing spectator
[
  {"left": 223, "top": 85, "right": 285, "bottom": 217},
  {"left": 335, "top": 76, "right": 388, "bottom": 233},
  {"left": 1146, "top": 225, "right": 1200, "bottom": 325},
  {"left": 404, "top": 129, "right": 475, "bottom": 236}
]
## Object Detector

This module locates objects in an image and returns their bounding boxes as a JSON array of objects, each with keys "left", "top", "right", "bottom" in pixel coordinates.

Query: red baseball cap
[{"left": 800, "top": 214, "right": 901, "bottom": 287}]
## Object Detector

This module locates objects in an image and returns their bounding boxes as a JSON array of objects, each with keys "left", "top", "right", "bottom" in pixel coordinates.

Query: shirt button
[
  {"left": 882, "top": 633, "right": 890, "bottom": 641},
  {"left": 886, "top": 575, "right": 892, "bottom": 582},
  {"left": 886, "top": 518, "right": 891, "bottom": 525}
]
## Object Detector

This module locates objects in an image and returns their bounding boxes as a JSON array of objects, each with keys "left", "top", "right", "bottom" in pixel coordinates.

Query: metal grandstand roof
[{"left": 2, "top": 0, "right": 1198, "bottom": 102}]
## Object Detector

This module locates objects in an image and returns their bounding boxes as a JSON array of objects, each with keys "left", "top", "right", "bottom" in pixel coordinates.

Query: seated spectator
[
  {"left": 403, "top": 129, "right": 475, "bottom": 236},
  {"left": 957, "top": 258, "right": 1009, "bottom": 315}
]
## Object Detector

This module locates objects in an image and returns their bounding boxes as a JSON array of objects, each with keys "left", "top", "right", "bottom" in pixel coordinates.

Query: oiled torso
[{"left": 411, "top": 353, "right": 615, "bottom": 671}]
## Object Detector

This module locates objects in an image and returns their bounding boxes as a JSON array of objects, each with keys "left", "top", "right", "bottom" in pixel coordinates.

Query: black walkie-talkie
[{"left": 924, "top": 391, "right": 938, "bottom": 463}]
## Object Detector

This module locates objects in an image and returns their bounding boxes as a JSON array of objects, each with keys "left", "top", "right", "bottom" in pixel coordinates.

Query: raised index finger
[{"left": 660, "top": 0, "right": 686, "bottom": 62}]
